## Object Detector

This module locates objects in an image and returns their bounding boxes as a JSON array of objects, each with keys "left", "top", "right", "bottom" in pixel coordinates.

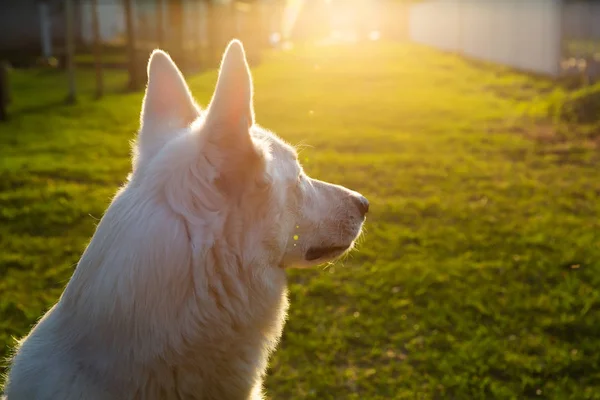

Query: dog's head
[{"left": 133, "top": 40, "right": 367, "bottom": 269}]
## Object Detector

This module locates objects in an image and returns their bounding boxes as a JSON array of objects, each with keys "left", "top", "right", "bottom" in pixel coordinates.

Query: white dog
[{"left": 4, "top": 40, "right": 368, "bottom": 400}]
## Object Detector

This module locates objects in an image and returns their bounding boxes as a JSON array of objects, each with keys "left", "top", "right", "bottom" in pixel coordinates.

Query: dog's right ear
[
  {"left": 202, "top": 40, "right": 265, "bottom": 193},
  {"left": 204, "top": 39, "right": 254, "bottom": 135}
]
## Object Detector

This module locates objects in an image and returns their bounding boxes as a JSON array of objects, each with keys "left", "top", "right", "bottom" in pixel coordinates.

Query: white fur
[{"left": 4, "top": 40, "right": 367, "bottom": 400}]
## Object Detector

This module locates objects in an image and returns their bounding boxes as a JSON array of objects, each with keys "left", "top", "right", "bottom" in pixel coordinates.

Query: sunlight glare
[
  {"left": 368, "top": 30, "right": 381, "bottom": 41},
  {"left": 281, "top": 0, "right": 305, "bottom": 41},
  {"left": 278, "top": 0, "right": 381, "bottom": 45},
  {"left": 269, "top": 32, "right": 281, "bottom": 46}
]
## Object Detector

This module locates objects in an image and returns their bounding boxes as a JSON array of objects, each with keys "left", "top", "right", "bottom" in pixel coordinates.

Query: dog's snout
[{"left": 353, "top": 195, "right": 369, "bottom": 217}]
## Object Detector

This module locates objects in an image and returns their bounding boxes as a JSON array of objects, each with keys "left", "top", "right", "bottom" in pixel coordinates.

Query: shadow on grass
[{"left": 10, "top": 99, "right": 68, "bottom": 117}]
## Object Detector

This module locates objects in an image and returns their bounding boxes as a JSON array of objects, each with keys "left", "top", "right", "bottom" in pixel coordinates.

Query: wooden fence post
[
  {"left": 206, "top": 0, "right": 216, "bottom": 66},
  {"left": 39, "top": 1, "right": 53, "bottom": 59},
  {"left": 65, "top": 0, "right": 77, "bottom": 103},
  {"left": 0, "top": 62, "right": 9, "bottom": 121},
  {"left": 124, "top": 0, "right": 140, "bottom": 90},
  {"left": 156, "top": 0, "right": 164, "bottom": 49},
  {"left": 168, "top": 0, "right": 185, "bottom": 69}
]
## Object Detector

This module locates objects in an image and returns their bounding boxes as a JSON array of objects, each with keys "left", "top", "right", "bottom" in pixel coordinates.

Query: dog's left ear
[
  {"left": 135, "top": 50, "right": 199, "bottom": 168},
  {"left": 141, "top": 50, "right": 198, "bottom": 130}
]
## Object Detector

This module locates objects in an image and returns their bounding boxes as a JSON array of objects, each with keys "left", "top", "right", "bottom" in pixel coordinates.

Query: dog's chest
[{"left": 150, "top": 291, "right": 289, "bottom": 400}]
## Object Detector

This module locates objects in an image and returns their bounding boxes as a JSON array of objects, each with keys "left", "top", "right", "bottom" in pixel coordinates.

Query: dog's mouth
[{"left": 305, "top": 246, "right": 349, "bottom": 261}]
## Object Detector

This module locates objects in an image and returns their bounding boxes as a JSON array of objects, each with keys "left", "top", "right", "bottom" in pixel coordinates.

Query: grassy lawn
[{"left": 1, "top": 43, "right": 600, "bottom": 399}]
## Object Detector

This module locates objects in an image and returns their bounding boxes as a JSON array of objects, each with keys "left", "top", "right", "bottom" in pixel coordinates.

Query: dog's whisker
[
  {"left": 88, "top": 213, "right": 100, "bottom": 221},
  {"left": 294, "top": 140, "right": 313, "bottom": 152}
]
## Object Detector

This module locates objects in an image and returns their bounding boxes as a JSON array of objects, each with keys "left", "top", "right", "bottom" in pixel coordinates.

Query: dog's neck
[{"left": 54, "top": 197, "right": 289, "bottom": 399}]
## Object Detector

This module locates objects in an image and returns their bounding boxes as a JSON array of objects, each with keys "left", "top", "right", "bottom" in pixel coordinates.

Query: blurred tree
[
  {"left": 91, "top": 0, "right": 103, "bottom": 98},
  {"left": 289, "top": 0, "right": 331, "bottom": 42}
]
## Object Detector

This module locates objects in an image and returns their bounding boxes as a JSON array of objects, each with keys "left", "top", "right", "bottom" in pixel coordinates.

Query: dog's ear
[
  {"left": 203, "top": 40, "right": 263, "bottom": 191},
  {"left": 204, "top": 39, "right": 255, "bottom": 132},
  {"left": 137, "top": 50, "right": 199, "bottom": 158}
]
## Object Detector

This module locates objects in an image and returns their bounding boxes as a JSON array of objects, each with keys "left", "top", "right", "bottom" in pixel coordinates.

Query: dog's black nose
[{"left": 353, "top": 195, "right": 369, "bottom": 217}]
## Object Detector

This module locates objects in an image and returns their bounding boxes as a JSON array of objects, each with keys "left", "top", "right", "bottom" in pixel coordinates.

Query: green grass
[
  {"left": 74, "top": 53, "right": 128, "bottom": 66},
  {"left": 2, "top": 43, "right": 600, "bottom": 399}
]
